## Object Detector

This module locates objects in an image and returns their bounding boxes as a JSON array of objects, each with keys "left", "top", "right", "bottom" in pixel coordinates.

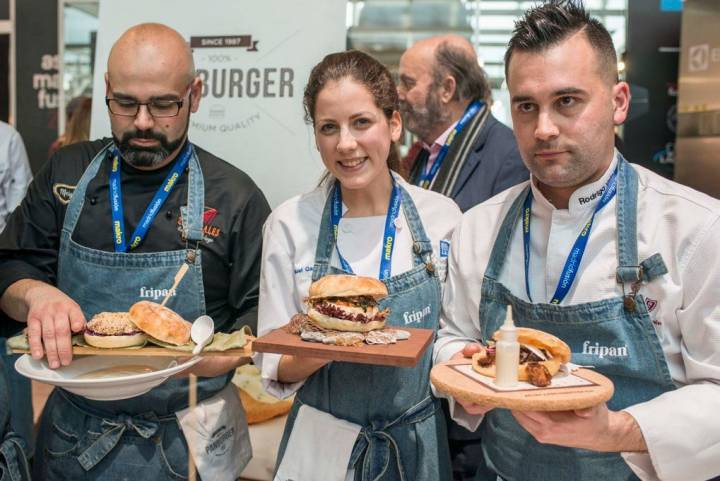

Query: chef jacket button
[
  {"left": 413, "top": 243, "right": 422, "bottom": 254},
  {"left": 341, "top": 223, "right": 352, "bottom": 233},
  {"left": 89, "top": 196, "right": 97, "bottom": 205},
  {"left": 166, "top": 210, "right": 173, "bottom": 219}
]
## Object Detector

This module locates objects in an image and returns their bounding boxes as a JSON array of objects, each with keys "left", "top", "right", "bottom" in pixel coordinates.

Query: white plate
[{"left": 14, "top": 354, "right": 201, "bottom": 401}]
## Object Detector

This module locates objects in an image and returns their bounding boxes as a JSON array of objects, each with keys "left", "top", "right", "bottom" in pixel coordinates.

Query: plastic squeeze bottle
[{"left": 494, "top": 305, "right": 520, "bottom": 387}]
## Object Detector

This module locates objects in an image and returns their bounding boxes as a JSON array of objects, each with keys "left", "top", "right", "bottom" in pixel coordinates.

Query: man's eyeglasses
[{"left": 105, "top": 88, "right": 191, "bottom": 118}]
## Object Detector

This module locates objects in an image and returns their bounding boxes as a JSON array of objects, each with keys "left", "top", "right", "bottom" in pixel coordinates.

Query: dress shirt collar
[{"left": 422, "top": 120, "right": 458, "bottom": 152}]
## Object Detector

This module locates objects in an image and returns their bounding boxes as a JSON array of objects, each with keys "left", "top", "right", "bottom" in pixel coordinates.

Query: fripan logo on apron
[
  {"left": 205, "top": 425, "right": 235, "bottom": 457},
  {"left": 139, "top": 287, "right": 176, "bottom": 300},
  {"left": 581, "top": 341, "right": 629, "bottom": 359},
  {"left": 403, "top": 304, "right": 432, "bottom": 325}
]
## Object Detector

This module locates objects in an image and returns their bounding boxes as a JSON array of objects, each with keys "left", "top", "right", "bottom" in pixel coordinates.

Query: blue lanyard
[
  {"left": 523, "top": 167, "right": 618, "bottom": 304},
  {"left": 109, "top": 143, "right": 192, "bottom": 252},
  {"left": 330, "top": 179, "right": 402, "bottom": 280},
  {"left": 416, "top": 100, "right": 483, "bottom": 189}
]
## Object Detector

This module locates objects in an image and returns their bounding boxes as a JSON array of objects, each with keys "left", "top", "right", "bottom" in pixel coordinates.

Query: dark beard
[{"left": 114, "top": 115, "right": 190, "bottom": 169}]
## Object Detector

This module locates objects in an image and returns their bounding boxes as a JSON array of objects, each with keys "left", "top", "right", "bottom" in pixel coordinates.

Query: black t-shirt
[{"left": 0, "top": 138, "right": 271, "bottom": 333}]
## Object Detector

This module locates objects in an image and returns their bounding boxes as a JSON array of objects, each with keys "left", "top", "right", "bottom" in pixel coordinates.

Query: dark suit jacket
[{"left": 449, "top": 113, "right": 528, "bottom": 212}]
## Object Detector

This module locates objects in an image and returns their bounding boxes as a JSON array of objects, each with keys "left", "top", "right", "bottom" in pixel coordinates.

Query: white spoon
[{"left": 190, "top": 315, "right": 215, "bottom": 356}]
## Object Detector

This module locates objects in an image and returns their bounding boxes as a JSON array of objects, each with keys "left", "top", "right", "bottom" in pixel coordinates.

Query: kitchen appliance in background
[{"left": 675, "top": 0, "right": 720, "bottom": 198}]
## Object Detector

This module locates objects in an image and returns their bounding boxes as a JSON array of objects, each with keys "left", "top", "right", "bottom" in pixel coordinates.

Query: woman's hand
[
  {"left": 450, "top": 345, "right": 495, "bottom": 416},
  {"left": 277, "top": 354, "right": 331, "bottom": 383},
  {"left": 174, "top": 355, "right": 250, "bottom": 378}
]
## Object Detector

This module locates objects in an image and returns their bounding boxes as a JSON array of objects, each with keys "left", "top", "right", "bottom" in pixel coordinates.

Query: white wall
[{"left": 91, "top": 0, "right": 346, "bottom": 207}]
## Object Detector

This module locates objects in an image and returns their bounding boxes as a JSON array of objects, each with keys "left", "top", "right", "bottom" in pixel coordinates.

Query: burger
[
  {"left": 83, "top": 312, "right": 147, "bottom": 348},
  {"left": 128, "top": 301, "right": 192, "bottom": 346},
  {"left": 306, "top": 275, "right": 390, "bottom": 332},
  {"left": 465, "top": 327, "right": 571, "bottom": 387}
]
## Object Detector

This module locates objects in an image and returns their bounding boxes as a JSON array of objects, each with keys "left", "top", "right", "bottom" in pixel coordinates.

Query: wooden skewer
[
  {"left": 188, "top": 373, "right": 198, "bottom": 481},
  {"left": 161, "top": 263, "right": 189, "bottom": 307}
]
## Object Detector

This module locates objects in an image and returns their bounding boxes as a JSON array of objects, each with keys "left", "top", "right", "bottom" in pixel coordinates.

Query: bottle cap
[{"left": 499, "top": 305, "right": 517, "bottom": 341}]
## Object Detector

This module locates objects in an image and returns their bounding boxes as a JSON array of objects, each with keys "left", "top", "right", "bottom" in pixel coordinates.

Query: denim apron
[
  {"left": 34, "top": 143, "right": 232, "bottom": 480},
  {"left": 475, "top": 157, "right": 676, "bottom": 481},
  {"left": 0, "top": 353, "right": 30, "bottom": 481},
  {"left": 275, "top": 183, "right": 452, "bottom": 481}
]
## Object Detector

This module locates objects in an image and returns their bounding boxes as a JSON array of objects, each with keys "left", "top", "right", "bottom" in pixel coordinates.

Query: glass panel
[{"left": 62, "top": 2, "right": 98, "bottom": 118}]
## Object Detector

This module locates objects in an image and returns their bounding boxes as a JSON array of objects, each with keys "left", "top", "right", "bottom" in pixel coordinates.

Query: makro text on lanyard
[
  {"left": 416, "top": 100, "right": 483, "bottom": 189},
  {"left": 109, "top": 143, "right": 192, "bottom": 252},
  {"left": 523, "top": 167, "right": 618, "bottom": 304},
  {"left": 330, "top": 179, "right": 402, "bottom": 280}
]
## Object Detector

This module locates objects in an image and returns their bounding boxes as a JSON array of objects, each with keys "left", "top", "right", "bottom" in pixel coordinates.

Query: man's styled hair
[
  {"left": 504, "top": 0, "right": 618, "bottom": 84},
  {"left": 433, "top": 42, "right": 491, "bottom": 103}
]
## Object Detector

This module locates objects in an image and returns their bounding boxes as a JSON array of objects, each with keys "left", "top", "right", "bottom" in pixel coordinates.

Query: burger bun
[{"left": 308, "top": 275, "right": 387, "bottom": 301}]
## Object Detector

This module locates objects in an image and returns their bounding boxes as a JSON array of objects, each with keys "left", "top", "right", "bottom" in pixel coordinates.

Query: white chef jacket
[
  {"left": 0, "top": 121, "right": 31, "bottom": 233},
  {"left": 255, "top": 174, "right": 462, "bottom": 399},
  {"left": 434, "top": 154, "right": 720, "bottom": 481}
]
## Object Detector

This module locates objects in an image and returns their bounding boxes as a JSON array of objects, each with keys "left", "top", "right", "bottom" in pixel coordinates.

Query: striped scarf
[{"left": 408, "top": 102, "right": 490, "bottom": 197}]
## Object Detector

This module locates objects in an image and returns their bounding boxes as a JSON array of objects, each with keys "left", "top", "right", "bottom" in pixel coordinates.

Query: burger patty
[
  {"left": 519, "top": 346, "right": 546, "bottom": 364},
  {"left": 313, "top": 301, "right": 387, "bottom": 324},
  {"left": 84, "top": 327, "right": 144, "bottom": 337}
]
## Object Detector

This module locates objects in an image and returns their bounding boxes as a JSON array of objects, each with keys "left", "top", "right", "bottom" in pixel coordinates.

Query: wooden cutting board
[
  {"left": 12, "top": 339, "right": 253, "bottom": 358},
  {"left": 431, "top": 358, "right": 614, "bottom": 411},
  {"left": 253, "top": 326, "right": 433, "bottom": 368}
]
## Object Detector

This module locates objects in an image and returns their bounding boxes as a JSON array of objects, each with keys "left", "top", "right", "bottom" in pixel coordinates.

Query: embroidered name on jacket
[
  {"left": 578, "top": 185, "right": 607, "bottom": 205},
  {"left": 403, "top": 305, "right": 431, "bottom": 325},
  {"left": 581, "top": 341, "right": 628, "bottom": 359},
  {"left": 53, "top": 183, "right": 76, "bottom": 204}
]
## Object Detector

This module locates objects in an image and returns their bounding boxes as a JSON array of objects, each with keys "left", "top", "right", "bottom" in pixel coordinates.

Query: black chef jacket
[{"left": 0, "top": 138, "right": 270, "bottom": 333}]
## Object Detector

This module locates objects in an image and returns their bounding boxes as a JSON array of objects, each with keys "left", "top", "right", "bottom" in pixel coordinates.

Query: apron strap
[
  {"left": 486, "top": 155, "right": 669, "bottom": 287},
  {"left": 183, "top": 147, "right": 205, "bottom": 243},
  {"left": 0, "top": 349, "right": 30, "bottom": 481},
  {"left": 0, "top": 436, "right": 31, "bottom": 481},
  {"left": 312, "top": 175, "right": 435, "bottom": 281},
  {"left": 61, "top": 141, "right": 205, "bottom": 244},
  {"left": 483, "top": 184, "right": 530, "bottom": 281},
  {"left": 394, "top": 177, "right": 434, "bottom": 265},
  {"left": 76, "top": 412, "right": 170, "bottom": 471},
  {"left": 615, "top": 156, "right": 668, "bottom": 284},
  {"left": 61, "top": 141, "right": 114, "bottom": 237},
  {"left": 348, "top": 396, "right": 439, "bottom": 481},
  {"left": 312, "top": 184, "right": 336, "bottom": 281}
]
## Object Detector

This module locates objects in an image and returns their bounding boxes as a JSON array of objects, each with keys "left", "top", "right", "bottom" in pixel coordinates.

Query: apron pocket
[{"left": 46, "top": 421, "right": 80, "bottom": 458}]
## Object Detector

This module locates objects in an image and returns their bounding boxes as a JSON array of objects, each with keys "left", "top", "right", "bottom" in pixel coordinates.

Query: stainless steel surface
[
  {"left": 674, "top": 0, "right": 720, "bottom": 198},
  {"left": 675, "top": 137, "right": 720, "bottom": 197}
]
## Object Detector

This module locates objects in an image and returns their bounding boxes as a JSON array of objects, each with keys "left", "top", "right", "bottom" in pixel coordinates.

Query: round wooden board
[{"left": 431, "top": 359, "right": 614, "bottom": 411}]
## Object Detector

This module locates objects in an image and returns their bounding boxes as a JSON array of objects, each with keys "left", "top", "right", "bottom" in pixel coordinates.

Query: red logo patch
[
  {"left": 645, "top": 298, "right": 658, "bottom": 312},
  {"left": 177, "top": 206, "right": 221, "bottom": 242},
  {"left": 203, "top": 207, "right": 218, "bottom": 225}
]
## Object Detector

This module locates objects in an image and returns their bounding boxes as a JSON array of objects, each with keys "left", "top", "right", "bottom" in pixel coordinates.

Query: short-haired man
[
  {"left": 0, "top": 24, "right": 269, "bottom": 480},
  {"left": 435, "top": 2, "right": 720, "bottom": 480},
  {"left": 398, "top": 35, "right": 528, "bottom": 212}
]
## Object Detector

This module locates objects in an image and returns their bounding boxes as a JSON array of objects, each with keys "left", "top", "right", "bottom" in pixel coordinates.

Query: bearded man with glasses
[{"left": 0, "top": 23, "right": 269, "bottom": 480}]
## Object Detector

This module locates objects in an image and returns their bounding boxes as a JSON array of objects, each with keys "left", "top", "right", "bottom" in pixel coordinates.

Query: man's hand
[
  {"left": 24, "top": 282, "right": 85, "bottom": 368},
  {"left": 511, "top": 404, "right": 647, "bottom": 452},
  {"left": 450, "top": 345, "right": 494, "bottom": 416},
  {"left": 174, "top": 355, "right": 250, "bottom": 378}
]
